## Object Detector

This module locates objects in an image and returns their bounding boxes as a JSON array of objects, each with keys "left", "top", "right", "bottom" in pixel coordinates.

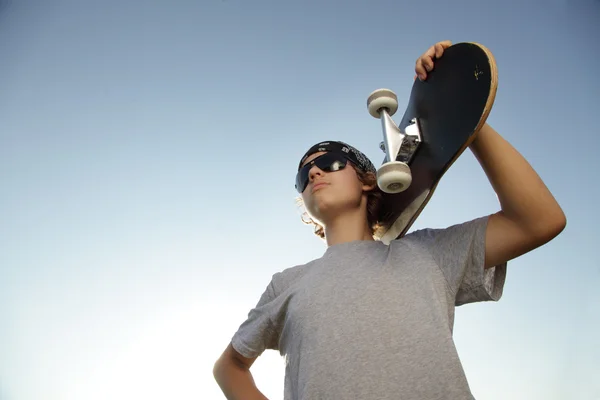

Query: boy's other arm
[
  {"left": 469, "top": 123, "right": 566, "bottom": 268},
  {"left": 213, "top": 343, "right": 269, "bottom": 400}
]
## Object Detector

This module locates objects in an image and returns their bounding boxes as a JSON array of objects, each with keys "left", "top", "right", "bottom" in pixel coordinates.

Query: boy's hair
[{"left": 297, "top": 167, "right": 384, "bottom": 239}]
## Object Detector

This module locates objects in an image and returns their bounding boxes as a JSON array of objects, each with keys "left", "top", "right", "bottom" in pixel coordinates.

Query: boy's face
[{"left": 300, "top": 151, "right": 372, "bottom": 224}]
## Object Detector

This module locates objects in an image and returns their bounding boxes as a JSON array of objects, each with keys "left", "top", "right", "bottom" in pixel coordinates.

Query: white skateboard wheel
[
  {"left": 367, "top": 88, "right": 398, "bottom": 118},
  {"left": 377, "top": 161, "right": 412, "bottom": 193}
]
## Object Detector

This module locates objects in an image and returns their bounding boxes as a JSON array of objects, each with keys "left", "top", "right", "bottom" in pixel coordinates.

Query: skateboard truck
[
  {"left": 367, "top": 88, "right": 422, "bottom": 194},
  {"left": 379, "top": 119, "right": 422, "bottom": 166}
]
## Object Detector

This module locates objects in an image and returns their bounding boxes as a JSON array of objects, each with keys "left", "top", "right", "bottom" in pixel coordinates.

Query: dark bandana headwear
[{"left": 298, "top": 140, "right": 376, "bottom": 174}]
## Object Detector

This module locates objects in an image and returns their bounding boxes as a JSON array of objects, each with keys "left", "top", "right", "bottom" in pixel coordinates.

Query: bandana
[{"left": 298, "top": 140, "right": 376, "bottom": 174}]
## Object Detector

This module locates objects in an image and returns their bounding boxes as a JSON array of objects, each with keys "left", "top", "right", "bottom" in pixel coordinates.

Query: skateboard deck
[{"left": 367, "top": 42, "right": 498, "bottom": 244}]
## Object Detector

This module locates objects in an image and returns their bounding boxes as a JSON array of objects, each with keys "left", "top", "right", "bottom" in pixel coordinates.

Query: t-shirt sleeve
[
  {"left": 231, "top": 274, "right": 282, "bottom": 359},
  {"left": 414, "top": 216, "right": 507, "bottom": 306}
]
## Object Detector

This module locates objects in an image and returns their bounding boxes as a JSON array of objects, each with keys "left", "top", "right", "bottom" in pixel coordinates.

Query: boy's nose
[{"left": 308, "top": 165, "right": 324, "bottom": 182}]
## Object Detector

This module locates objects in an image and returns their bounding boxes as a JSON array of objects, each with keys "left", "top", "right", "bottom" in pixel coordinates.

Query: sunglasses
[{"left": 295, "top": 152, "right": 351, "bottom": 193}]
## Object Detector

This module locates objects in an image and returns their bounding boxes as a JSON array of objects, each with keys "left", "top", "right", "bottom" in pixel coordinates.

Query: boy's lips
[{"left": 311, "top": 182, "right": 329, "bottom": 192}]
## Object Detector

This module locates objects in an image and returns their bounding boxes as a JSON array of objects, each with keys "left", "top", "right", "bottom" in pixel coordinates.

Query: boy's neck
[{"left": 323, "top": 209, "right": 374, "bottom": 247}]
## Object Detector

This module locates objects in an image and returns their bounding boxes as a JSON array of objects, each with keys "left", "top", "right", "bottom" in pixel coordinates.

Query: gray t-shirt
[{"left": 231, "top": 217, "right": 507, "bottom": 399}]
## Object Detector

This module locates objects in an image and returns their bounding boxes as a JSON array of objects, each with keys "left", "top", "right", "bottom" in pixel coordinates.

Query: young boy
[{"left": 213, "top": 41, "right": 566, "bottom": 400}]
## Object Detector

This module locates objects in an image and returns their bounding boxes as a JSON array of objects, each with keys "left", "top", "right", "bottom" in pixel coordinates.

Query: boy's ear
[
  {"left": 363, "top": 182, "right": 377, "bottom": 192},
  {"left": 362, "top": 172, "right": 378, "bottom": 192}
]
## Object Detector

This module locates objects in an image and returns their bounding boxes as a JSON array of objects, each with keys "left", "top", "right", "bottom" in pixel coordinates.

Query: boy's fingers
[
  {"left": 415, "top": 59, "right": 427, "bottom": 79},
  {"left": 435, "top": 44, "right": 444, "bottom": 58},
  {"left": 433, "top": 41, "right": 451, "bottom": 58},
  {"left": 424, "top": 56, "right": 434, "bottom": 71},
  {"left": 425, "top": 45, "right": 437, "bottom": 60},
  {"left": 416, "top": 41, "right": 452, "bottom": 80}
]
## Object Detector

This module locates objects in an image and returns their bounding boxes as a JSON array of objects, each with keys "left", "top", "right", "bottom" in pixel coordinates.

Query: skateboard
[{"left": 366, "top": 42, "right": 498, "bottom": 244}]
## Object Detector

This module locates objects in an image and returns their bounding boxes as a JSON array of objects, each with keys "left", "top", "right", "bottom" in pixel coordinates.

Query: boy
[{"left": 213, "top": 41, "right": 566, "bottom": 400}]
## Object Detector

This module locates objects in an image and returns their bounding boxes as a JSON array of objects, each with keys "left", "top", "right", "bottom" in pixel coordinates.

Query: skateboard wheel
[
  {"left": 367, "top": 89, "right": 398, "bottom": 118},
  {"left": 377, "top": 161, "right": 412, "bottom": 193}
]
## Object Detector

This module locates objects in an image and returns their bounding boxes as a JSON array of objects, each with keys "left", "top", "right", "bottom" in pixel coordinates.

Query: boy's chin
[{"left": 308, "top": 200, "right": 353, "bottom": 223}]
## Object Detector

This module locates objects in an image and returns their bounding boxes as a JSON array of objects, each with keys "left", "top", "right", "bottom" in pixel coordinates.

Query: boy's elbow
[
  {"left": 553, "top": 211, "right": 567, "bottom": 235},
  {"left": 533, "top": 207, "right": 566, "bottom": 244},
  {"left": 544, "top": 206, "right": 567, "bottom": 239}
]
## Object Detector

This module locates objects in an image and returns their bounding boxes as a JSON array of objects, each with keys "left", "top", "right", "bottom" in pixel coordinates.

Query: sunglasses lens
[
  {"left": 295, "top": 168, "right": 309, "bottom": 192},
  {"left": 326, "top": 159, "right": 345, "bottom": 172},
  {"left": 295, "top": 153, "right": 347, "bottom": 193}
]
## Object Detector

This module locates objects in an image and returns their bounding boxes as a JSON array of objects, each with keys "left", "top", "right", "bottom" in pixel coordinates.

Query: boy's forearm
[
  {"left": 213, "top": 359, "right": 269, "bottom": 400},
  {"left": 469, "top": 123, "right": 565, "bottom": 234}
]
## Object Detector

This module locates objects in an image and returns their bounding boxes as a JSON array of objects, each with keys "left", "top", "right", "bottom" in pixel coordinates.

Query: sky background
[{"left": 1, "top": 0, "right": 599, "bottom": 399}]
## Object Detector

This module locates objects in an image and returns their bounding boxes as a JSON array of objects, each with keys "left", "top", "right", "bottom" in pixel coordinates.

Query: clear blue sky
[{"left": 1, "top": 1, "right": 598, "bottom": 399}]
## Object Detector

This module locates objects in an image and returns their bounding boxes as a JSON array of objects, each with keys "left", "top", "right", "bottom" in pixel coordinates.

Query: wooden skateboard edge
[
  {"left": 374, "top": 42, "right": 499, "bottom": 243},
  {"left": 470, "top": 42, "right": 498, "bottom": 134}
]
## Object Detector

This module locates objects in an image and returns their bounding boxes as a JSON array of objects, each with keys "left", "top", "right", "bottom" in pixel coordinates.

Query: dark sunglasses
[{"left": 295, "top": 152, "right": 350, "bottom": 193}]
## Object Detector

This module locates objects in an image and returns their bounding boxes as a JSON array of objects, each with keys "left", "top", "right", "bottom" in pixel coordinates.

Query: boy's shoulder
[
  {"left": 269, "top": 257, "right": 322, "bottom": 294},
  {"left": 398, "top": 217, "right": 489, "bottom": 242},
  {"left": 389, "top": 226, "right": 439, "bottom": 248}
]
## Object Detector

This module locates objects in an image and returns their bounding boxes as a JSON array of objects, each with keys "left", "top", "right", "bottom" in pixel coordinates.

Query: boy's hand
[{"left": 414, "top": 40, "right": 452, "bottom": 81}]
